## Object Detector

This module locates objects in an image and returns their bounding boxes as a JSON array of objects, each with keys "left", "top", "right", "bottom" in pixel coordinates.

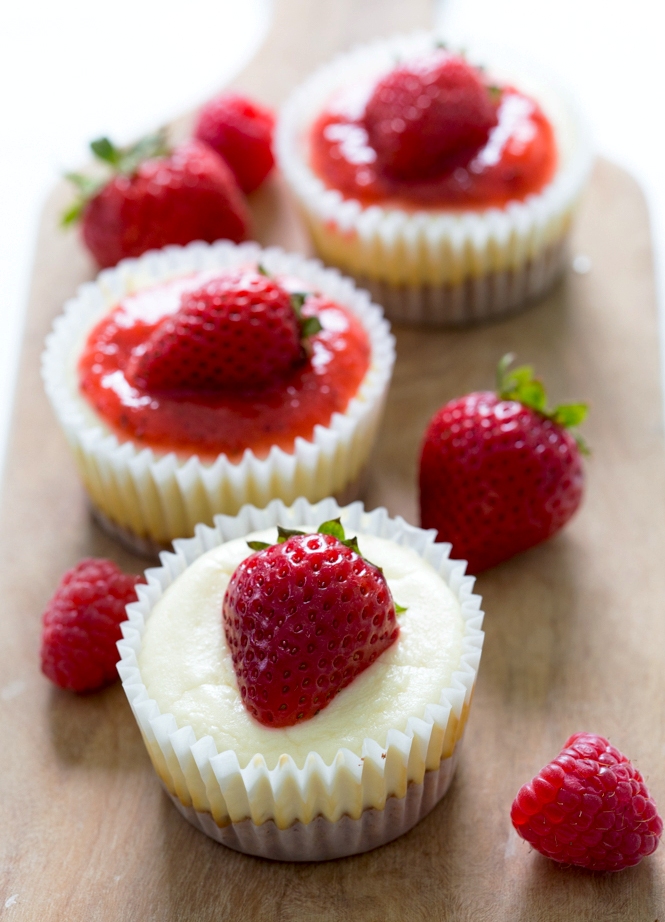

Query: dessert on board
[
  {"left": 277, "top": 33, "right": 592, "bottom": 324},
  {"left": 41, "top": 242, "right": 394, "bottom": 554},
  {"left": 117, "top": 497, "right": 485, "bottom": 860}
]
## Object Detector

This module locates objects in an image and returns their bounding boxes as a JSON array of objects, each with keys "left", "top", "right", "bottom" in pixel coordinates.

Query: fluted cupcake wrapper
[
  {"left": 117, "top": 497, "right": 485, "bottom": 860},
  {"left": 41, "top": 242, "right": 395, "bottom": 551},
  {"left": 276, "top": 32, "right": 593, "bottom": 325}
]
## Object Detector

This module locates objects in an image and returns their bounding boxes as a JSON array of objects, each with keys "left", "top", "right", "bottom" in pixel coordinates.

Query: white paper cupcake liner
[
  {"left": 117, "top": 497, "right": 485, "bottom": 861},
  {"left": 164, "top": 748, "right": 459, "bottom": 861},
  {"left": 276, "top": 32, "right": 593, "bottom": 325},
  {"left": 41, "top": 242, "right": 395, "bottom": 551}
]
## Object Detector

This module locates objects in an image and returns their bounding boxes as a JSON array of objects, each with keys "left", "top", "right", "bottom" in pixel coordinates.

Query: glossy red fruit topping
[
  {"left": 40, "top": 558, "right": 142, "bottom": 693},
  {"left": 222, "top": 520, "right": 401, "bottom": 727},
  {"left": 511, "top": 733, "right": 663, "bottom": 872},
  {"left": 195, "top": 92, "right": 275, "bottom": 194},
  {"left": 125, "top": 268, "right": 319, "bottom": 393},
  {"left": 63, "top": 133, "right": 250, "bottom": 268},
  {"left": 419, "top": 355, "right": 587, "bottom": 573},
  {"left": 364, "top": 51, "right": 498, "bottom": 179}
]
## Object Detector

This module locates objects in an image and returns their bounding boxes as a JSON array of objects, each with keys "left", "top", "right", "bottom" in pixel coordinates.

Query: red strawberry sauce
[
  {"left": 77, "top": 271, "right": 370, "bottom": 461},
  {"left": 310, "top": 85, "right": 557, "bottom": 210}
]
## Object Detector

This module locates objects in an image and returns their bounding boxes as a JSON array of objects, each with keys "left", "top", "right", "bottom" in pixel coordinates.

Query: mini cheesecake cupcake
[
  {"left": 42, "top": 242, "right": 394, "bottom": 554},
  {"left": 117, "top": 497, "right": 484, "bottom": 860},
  {"left": 277, "top": 33, "right": 592, "bottom": 325}
]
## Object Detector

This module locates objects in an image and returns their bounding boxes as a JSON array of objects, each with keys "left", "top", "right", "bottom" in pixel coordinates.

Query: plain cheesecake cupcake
[
  {"left": 42, "top": 242, "right": 394, "bottom": 554},
  {"left": 277, "top": 32, "right": 592, "bottom": 325},
  {"left": 117, "top": 497, "right": 485, "bottom": 860}
]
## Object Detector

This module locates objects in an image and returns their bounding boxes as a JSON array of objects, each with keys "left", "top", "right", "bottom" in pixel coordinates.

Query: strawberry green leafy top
[
  {"left": 62, "top": 130, "right": 171, "bottom": 226},
  {"left": 247, "top": 519, "right": 407, "bottom": 613},
  {"left": 496, "top": 354, "right": 589, "bottom": 452}
]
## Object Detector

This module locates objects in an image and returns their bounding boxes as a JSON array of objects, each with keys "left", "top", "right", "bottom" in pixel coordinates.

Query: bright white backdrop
[
  {"left": 0, "top": 0, "right": 273, "bottom": 483},
  {"left": 2, "top": 0, "right": 664, "bottom": 484}
]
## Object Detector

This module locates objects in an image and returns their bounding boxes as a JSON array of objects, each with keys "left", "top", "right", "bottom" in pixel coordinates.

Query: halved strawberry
[
  {"left": 364, "top": 50, "right": 498, "bottom": 179},
  {"left": 125, "top": 267, "right": 322, "bottom": 392},
  {"left": 222, "top": 519, "right": 402, "bottom": 727}
]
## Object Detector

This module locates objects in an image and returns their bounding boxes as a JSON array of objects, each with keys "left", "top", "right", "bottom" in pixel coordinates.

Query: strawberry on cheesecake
[
  {"left": 77, "top": 266, "right": 367, "bottom": 461},
  {"left": 42, "top": 243, "right": 394, "bottom": 552},
  {"left": 277, "top": 33, "right": 592, "bottom": 324},
  {"left": 118, "top": 499, "right": 485, "bottom": 859}
]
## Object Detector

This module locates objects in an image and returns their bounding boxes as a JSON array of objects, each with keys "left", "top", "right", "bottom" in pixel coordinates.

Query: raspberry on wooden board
[
  {"left": 40, "top": 558, "right": 142, "bottom": 693},
  {"left": 222, "top": 520, "right": 401, "bottom": 727},
  {"left": 511, "top": 733, "right": 663, "bottom": 872},
  {"left": 195, "top": 92, "right": 275, "bottom": 194}
]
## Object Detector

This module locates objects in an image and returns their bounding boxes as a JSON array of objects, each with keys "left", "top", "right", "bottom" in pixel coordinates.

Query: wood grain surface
[{"left": 2, "top": 0, "right": 665, "bottom": 919}]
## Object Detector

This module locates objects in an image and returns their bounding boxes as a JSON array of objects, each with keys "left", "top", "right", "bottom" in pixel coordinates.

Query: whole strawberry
[
  {"left": 511, "top": 733, "right": 663, "bottom": 871},
  {"left": 222, "top": 519, "right": 401, "bottom": 727},
  {"left": 419, "top": 355, "right": 587, "bottom": 573},
  {"left": 63, "top": 133, "right": 250, "bottom": 268},
  {"left": 40, "top": 558, "right": 142, "bottom": 693},
  {"left": 195, "top": 92, "right": 275, "bottom": 194},
  {"left": 125, "top": 267, "right": 322, "bottom": 392},
  {"left": 364, "top": 50, "right": 498, "bottom": 179}
]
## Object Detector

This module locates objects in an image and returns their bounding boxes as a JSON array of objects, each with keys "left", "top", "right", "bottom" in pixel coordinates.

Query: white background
[
  {"left": 1, "top": 0, "right": 664, "bottom": 484},
  {"left": 0, "top": 0, "right": 272, "bottom": 484}
]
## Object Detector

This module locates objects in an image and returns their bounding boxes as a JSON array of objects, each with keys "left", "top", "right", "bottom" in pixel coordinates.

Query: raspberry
[
  {"left": 195, "top": 92, "right": 275, "bottom": 194},
  {"left": 222, "top": 525, "right": 400, "bottom": 727},
  {"left": 40, "top": 558, "right": 142, "bottom": 693},
  {"left": 364, "top": 51, "right": 498, "bottom": 179},
  {"left": 511, "top": 733, "right": 663, "bottom": 871},
  {"left": 125, "top": 268, "right": 312, "bottom": 392}
]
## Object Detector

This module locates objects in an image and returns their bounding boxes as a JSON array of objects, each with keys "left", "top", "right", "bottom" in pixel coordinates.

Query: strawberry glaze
[
  {"left": 310, "top": 85, "right": 557, "bottom": 210},
  {"left": 77, "top": 272, "right": 370, "bottom": 462}
]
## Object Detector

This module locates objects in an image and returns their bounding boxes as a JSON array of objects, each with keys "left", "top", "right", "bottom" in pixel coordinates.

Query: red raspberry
[
  {"left": 65, "top": 134, "right": 250, "bottom": 268},
  {"left": 511, "top": 733, "right": 663, "bottom": 871},
  {"left": 126, "top": 268, "right": 309, "bottom": 392},
  {"left": 364, "top": 51, "right": 498, "bottom": 179},
  {"left": 40, "top": 558, "right": 142, "bottom": 693},
  {"left": 419, "top": 355, "right": 586, "bottom": 573},
  {"left": 222, "top": 528, "right": 400, "bottom": 727},
  {"left": 195, "top": 93, "right": 275, "bottom": 194}
]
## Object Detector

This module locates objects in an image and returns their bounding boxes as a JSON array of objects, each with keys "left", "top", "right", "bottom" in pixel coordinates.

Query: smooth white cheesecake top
[{"left": 139, "top": 527, "right": 465, "bottom": 769}]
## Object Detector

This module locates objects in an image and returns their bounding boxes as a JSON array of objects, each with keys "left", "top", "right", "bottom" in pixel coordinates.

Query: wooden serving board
[{"left": 2, "top": 0, "right": 665, "bottom": 918}]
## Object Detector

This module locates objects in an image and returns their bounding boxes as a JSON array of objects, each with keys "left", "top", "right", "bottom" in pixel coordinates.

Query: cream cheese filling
[{"left": 139, "top": 528, "right": 465, "bottom": 769}]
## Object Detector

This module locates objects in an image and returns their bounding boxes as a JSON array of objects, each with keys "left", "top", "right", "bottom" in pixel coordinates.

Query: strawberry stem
[
  {"left": 61, "top": 128, "right": 171, "bottom": 227},
  {"left": 496, "top": 353, "right": 589, "bottom": 448},
  {"left": 246, "top": 519, "right": 408, "bottom": 613},
  {"left": 289, "top": 292, "right": 323, "bottom": 339}
]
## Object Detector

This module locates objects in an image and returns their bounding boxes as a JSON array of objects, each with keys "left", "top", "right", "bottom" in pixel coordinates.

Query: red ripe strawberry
[
  {"left": 195, "top": 92, "right": 275, "bottom": 194},
  {"left": 419, "top": 355, "right": 587, "bottom": 573},
  {"left": 364, "top": 50, "right": 498, "bottom": 179},
  {"left": 126, "top": 267, "right": 321, "bottom": 392},
  {"left": 511, "top": 733, "right": 663, "bottom": 872},
  {"left": 222, "top": 520, "right": 401, "bottom": 727},
  {"left": 40, "top": 558, "right": 142, "bottom": 693},
  {"left": 63, "top": 133, "right": 250, "bottom": 268}
]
